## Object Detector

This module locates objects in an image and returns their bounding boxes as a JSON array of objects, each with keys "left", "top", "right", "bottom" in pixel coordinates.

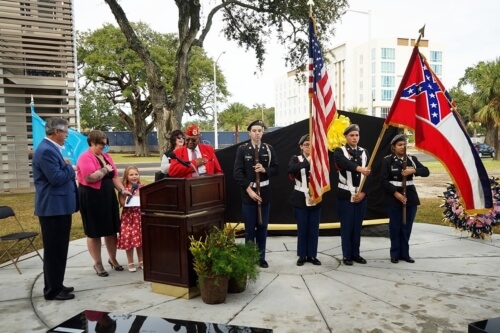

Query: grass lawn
[
  {"left": 108, "top": 152, "right": 161, "bottom": 164},
  {"left": 1, "top": 154, "right": 499, "bottom": 264}
]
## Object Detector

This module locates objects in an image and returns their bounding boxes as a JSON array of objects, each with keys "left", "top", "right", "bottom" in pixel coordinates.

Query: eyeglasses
[
  {"left": 302, "top": 143, "right": 310, "bottom": 147},
  {"left": 97, "top": 141, "right": 108, "bottom": 146},
  {"left": 185, "top": 137, "right": 199, "bottom": 142},
  {"left": 57, "top": 128, "right": 68, "bottom": 134},
  {"left": 176, "top": 136, "right": 185, "bottom": 140}
]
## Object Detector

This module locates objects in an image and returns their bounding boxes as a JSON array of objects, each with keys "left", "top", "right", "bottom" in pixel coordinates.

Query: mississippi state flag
[{"left": 386, "top": 46, "right": 492, "bottom": 212}]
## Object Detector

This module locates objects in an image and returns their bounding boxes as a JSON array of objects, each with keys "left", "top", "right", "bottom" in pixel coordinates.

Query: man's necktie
[{"left": 191, "top": 149, "right": 199, "bottom": 176}]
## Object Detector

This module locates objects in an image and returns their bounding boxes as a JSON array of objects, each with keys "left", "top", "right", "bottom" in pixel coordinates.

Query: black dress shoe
[
  {"left": 343, "top": 258, "right": 353, "bottom": 266},
  {"left": 297, "top": 257, "right": 306, "bottom": 266},
  {"left": 401, "top": 257, "right": 415, "bottom": 263},
  {"left": 258, "top": 260, "right": 269, "bottom": 268},
  {"left": 108, "top": 259, "right": 124, "bottom": 271},
  {"left": 93, "top": 264, "right": 109, "bottom": 277},
  {"left": 353, "top": 256, "right": 367, "bottom": 264},
  {"left": 307, "top": 257, "right": 322, "bottom": 265},
  {"left": 390, "top": 258, "right": 399, "bottom": 264},
  {"left": 46, "top": 291, "right": 75, "bottom": 301},
  {"left": 62, "top": 286, "right": 74, "bottom": 293}
]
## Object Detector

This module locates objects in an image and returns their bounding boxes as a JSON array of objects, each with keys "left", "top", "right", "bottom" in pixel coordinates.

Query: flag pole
[
  {"left": 308, "top": 0, "right": 314, "bottom": 140},
  {"left": 307, "top": 0, "right": 314, "bottom": 203},
  {"left": 415, "top": 24, "right": 425, "bottom": 46},
  {"left": 307, "top": 0, "right": 314, "bottom": 17},
  {"left": 401, "top": 128, "right": 408, "bottom": 224},
  {"left": 356, "top": 124, "right": 388, "bottom": 194}
]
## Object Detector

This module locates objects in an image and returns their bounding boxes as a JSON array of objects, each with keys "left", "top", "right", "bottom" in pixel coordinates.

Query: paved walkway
[{"left": 1, "top": 223, "right": 499, "bottom": 333}]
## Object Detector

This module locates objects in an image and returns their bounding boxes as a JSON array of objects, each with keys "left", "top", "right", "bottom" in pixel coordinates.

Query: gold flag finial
[
  {"left": 416, "top": 24, "right": 425, "bottom": 46},
  {"left": 307, "top": 0, "right": 315, "bottom": 16}
]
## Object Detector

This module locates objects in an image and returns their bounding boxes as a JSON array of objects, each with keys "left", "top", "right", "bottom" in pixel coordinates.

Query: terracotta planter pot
[
  {"left": 199, "top": 275, "right": 229, "bottom": 304},
  {"left": 227, "top": 276, "right": 247, "bottom": 293}
]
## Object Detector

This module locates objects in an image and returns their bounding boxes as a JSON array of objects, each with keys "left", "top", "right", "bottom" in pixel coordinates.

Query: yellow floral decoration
[{"left": 327, "top": 114, "right": 351, "bottom": 151}]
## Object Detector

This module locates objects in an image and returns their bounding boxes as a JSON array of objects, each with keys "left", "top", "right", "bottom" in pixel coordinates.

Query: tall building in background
[
  {"left": 0, "top": 0, "right": 76, "bottom": 192},
  {"left": 275, "top": 37, "right": 444, "bottom": 127}
]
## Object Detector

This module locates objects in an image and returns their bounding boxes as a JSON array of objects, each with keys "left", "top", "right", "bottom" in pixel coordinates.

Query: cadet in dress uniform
[
  {"left": 381, "top": 134, "right": 429, "bottom": 264},
  {"left": 233, "top": 120, "right": 279, "bottom": 268},
  {"left": 333, "top": 124, "right": 371, "bottom": 266},
  {"left": 288, "top": 134, "right": 322, "bottom": 266}
]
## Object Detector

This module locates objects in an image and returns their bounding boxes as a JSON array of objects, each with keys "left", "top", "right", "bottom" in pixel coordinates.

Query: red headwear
[{"left": 185, "top": 124, "right": 201, "bottom": 137}]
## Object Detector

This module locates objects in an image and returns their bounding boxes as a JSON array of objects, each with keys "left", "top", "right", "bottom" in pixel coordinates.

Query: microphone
[
  {"left": 126, "top": 183, "right": 139, "bottom": 205},
  {"left": 167, "top": 151, "right": 191, "bottom": 168}
]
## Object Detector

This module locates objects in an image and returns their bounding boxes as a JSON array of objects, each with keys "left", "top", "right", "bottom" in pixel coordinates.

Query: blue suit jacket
[{"left": 32, "top": 138, "right": 79, "bottom": 217}]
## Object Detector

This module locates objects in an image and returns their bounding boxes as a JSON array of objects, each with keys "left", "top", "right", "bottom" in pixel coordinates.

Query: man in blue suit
[{"left": 32, "top": 117, "right": 78, "bottom": 301}]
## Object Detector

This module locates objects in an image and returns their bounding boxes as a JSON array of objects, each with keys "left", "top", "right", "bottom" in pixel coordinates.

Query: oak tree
[
  {"left": 77, "top": 23, "right": 225, "bottom": 155},
  {"left": 103, "top": 0, "right": 348, "bottom": 152}
]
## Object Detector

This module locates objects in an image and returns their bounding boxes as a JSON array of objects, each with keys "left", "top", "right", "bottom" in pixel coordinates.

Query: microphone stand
[{"left": 167, "top": 151, "right": 192, "bottom": 169}]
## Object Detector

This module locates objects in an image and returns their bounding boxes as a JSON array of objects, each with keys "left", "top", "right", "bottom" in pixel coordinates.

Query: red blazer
[{"left": 168, "top": 144, "right": 223, "bottom": 178}]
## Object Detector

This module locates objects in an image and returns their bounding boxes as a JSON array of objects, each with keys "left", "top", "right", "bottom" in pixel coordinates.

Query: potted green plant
[
  {"left": 227, "top": 241, "right": 260, "bottom": 293},
  {"left": 189, "top": 225, "right": 236, "bottom": 304}
]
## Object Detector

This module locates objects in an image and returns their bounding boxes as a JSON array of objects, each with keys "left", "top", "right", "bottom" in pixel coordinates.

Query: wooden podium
[{"left": 140, "top": 174, "right": 225, "bottom": 298}]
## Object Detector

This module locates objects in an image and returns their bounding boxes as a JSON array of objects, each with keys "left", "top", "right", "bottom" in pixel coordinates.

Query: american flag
[
  {"left": 386, "top": 47, "right": 492, "bottom": 212},
  {"left": 308, "top": 17, "right": 336, "bottom": 203}
]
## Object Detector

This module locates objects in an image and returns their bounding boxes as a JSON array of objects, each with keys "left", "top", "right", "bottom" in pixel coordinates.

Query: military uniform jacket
[
  {"left": 381, "top": 153, "right": 430, "bottom": 207},
  {"left": 233, "top": 142, "right": 279, "bottom": 205},
  {"left": 333, "top": 145, "right": 372, "bottom": 200},
  {"left": 288, "top": 154, "right": 322, "bottom": 209}
]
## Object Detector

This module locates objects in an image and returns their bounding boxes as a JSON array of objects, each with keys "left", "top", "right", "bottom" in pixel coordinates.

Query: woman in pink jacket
[{"left": 77, "top": 130, "right": 131, "bottom": 277}]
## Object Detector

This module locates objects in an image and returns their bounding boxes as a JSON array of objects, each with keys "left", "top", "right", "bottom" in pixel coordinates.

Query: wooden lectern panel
[
  {"left": 140, "top": 175, "right": 226, "bottom": 288},
  {"left": 142, "top": 209, "right": 224, "bottom": 286},
  {"left": 140, "top": 175, "right": 225, "bottom": 214}
]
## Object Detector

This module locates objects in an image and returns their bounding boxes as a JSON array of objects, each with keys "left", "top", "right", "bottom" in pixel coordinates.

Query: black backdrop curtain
[{"left": 215, "top": 111, "right": 399, "bottom": 224}]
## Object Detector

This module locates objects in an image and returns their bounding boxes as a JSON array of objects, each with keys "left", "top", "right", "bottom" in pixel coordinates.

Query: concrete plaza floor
[{"left": 1, "top": 223, "right": 499, "bottom": 333}]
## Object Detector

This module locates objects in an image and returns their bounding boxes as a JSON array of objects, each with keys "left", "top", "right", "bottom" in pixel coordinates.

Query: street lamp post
[{"left": 213, "top": 51, "right": 225, "bottom": 149}]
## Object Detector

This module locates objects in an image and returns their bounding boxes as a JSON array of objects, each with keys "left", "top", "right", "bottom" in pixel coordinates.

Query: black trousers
[{"left": 39, "top": 215, "right": 72, "bottom": 299}]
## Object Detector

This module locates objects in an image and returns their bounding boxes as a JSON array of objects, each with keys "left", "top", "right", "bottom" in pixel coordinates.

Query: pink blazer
[{"left": 76, "top": 149, "right": 118, "bottom": 189}]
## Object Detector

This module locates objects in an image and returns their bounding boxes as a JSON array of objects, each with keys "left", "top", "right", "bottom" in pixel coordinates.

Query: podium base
[{"left": 151, "top": 282, "right": 200, "bottom": 299}]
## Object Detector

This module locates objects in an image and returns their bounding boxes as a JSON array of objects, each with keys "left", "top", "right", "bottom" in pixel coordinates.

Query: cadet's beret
[
  {"left": 391, "top": 134, "right": 407, "bottom": 145},
  {"left": 299, "top": 134, "right": 309, "bottom": 145},
  {"left": 247, "top": 119, "right": 266, "bottom": 131},
  {"left": 185, "top": 124, "right": 201, "bottom": 137},
  {"left": 343, "top": 124, "right": 360, "bottom": 135}
]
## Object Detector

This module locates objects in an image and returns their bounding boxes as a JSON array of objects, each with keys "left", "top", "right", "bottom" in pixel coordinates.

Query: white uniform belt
[
  {"left": 250, "top": 180, "right": 269, "bottom": 188},
  {"left": 294, "top": 185, "right": 309, "bottom": 193},
  {"left": 338, "top": 183, "right": 357, "bottom": 191},
  {"left": 389, "top": 180, "right": 414, "bottom": 186}
]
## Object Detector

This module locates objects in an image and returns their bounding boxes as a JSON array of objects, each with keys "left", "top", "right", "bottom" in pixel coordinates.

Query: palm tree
[
  {"left": 219, "top": 103, "right": 250, "bottom": 143},
  {"left": 347, "top": 106, "right": 367, "bottom": 114},
  {"left": 459, "top": 58, "right": 500, "bottom": 159}
]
